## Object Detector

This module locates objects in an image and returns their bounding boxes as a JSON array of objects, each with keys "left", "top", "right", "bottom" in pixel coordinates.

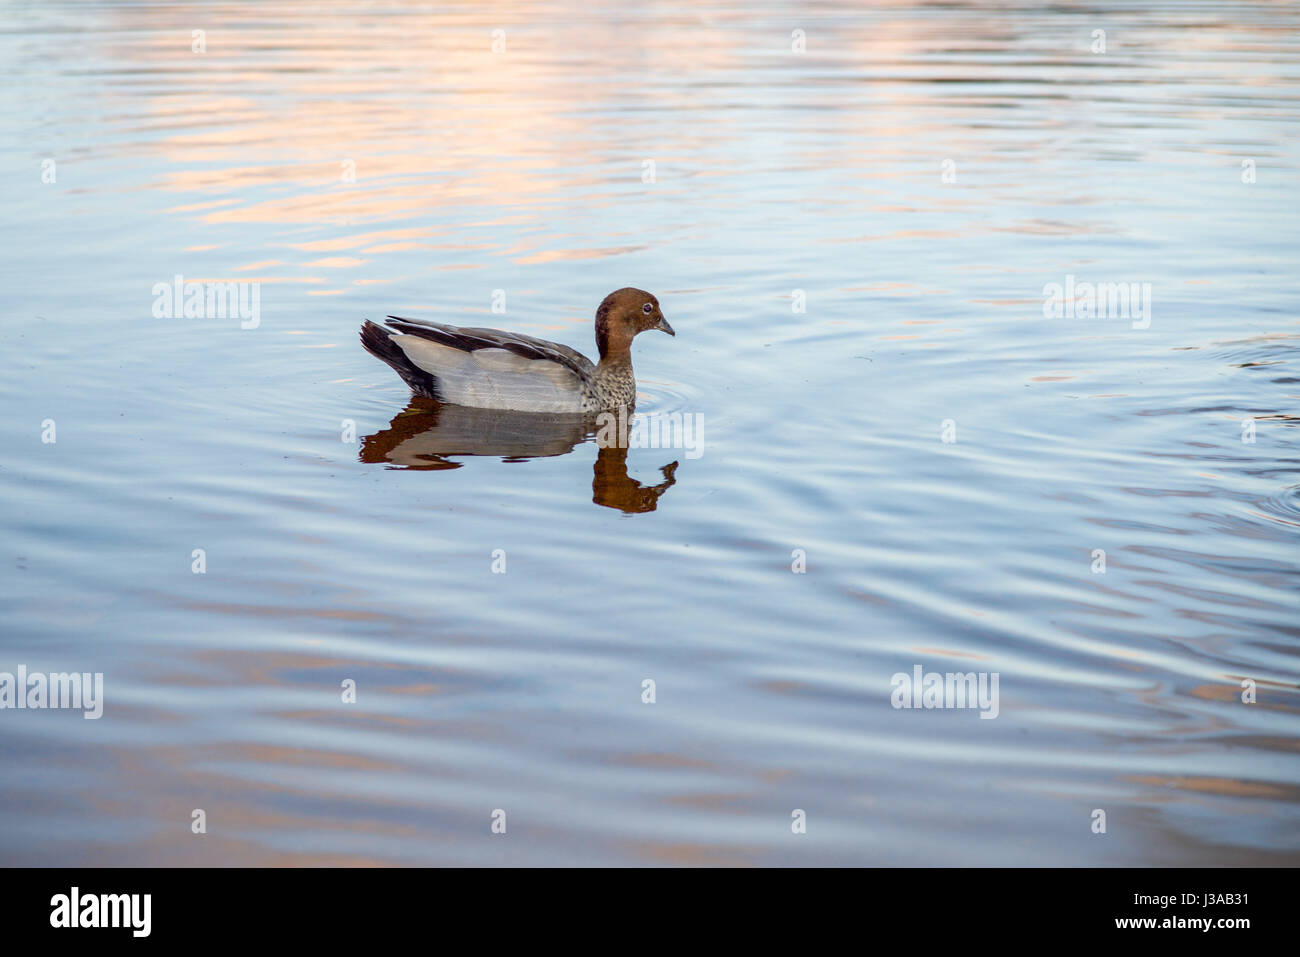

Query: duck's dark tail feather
[{"left": 360, "top": 320, "right": 441, "bottom": 399}]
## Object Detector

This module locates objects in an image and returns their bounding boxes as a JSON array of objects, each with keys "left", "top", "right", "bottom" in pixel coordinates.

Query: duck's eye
[{"left": 642, "top": 302, "right": 653, "bottom": 314}]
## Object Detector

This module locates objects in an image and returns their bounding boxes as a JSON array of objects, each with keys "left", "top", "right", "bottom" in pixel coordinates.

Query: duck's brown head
[{"left": 595, "top": 287, "right": 674, "bottom": 361}]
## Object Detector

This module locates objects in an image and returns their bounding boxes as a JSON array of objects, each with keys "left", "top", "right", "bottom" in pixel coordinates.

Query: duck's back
[{"left": 362, "top": 316, "right": 596, "bottom": 413}]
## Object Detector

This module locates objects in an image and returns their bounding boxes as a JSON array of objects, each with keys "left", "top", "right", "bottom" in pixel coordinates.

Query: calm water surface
[{"left": 2, "top": 0, "right": 1298, "bottom": 865}]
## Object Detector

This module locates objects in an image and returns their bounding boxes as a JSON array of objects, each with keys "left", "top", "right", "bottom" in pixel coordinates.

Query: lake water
[{"left": 1, "top": 0, "right": 1298, "bottom": 865}]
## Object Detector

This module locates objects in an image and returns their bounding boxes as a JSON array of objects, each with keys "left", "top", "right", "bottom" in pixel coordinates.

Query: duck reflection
[{"left": 360, "top": 399, "right": 678, "bottom": 513}]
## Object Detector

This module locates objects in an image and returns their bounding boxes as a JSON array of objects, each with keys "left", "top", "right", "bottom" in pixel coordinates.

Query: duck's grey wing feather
[
  {"left": 372, "top": 316, "right": 594, "bottom": 412},
  {"left": 385, "top": 316, "right": 595, "bottom": 377}
]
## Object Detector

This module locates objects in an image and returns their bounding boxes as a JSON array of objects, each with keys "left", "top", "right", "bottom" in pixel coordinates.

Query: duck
[{"left": 360, "top": 288, "right": 674, "bottom": 413}]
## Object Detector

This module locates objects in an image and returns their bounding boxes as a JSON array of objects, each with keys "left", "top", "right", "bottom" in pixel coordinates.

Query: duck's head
[{"left": 595, "top": 287, "right": 674, "bottom": 360}]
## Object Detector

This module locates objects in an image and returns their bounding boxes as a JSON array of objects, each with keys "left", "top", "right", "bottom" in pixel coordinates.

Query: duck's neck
[
  {"left": 593, "top": 350, "right": 636, "bottom": 410},
  {"left": 596, "top": 350, "right": 633, "bottom": 374}
]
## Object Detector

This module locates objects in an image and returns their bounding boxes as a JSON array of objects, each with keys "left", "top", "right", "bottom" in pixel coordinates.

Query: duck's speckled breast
[{"left": 586, "top": 363, "right": 637, "bottom": 412}]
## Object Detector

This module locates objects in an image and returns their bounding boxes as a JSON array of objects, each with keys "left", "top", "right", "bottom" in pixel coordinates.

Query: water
[{"left": 1, "top": 0, "right": 1298, "bottom": 865}]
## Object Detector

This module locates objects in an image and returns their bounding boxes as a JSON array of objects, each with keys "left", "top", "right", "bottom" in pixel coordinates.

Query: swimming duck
[{"left": 360, "top": 288, "right": 674, "bottom": 413}]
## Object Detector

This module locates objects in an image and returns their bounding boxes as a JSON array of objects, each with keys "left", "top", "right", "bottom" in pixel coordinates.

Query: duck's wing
[{"left": 361, "top": 316, "right": 595, "bottom": 412}]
